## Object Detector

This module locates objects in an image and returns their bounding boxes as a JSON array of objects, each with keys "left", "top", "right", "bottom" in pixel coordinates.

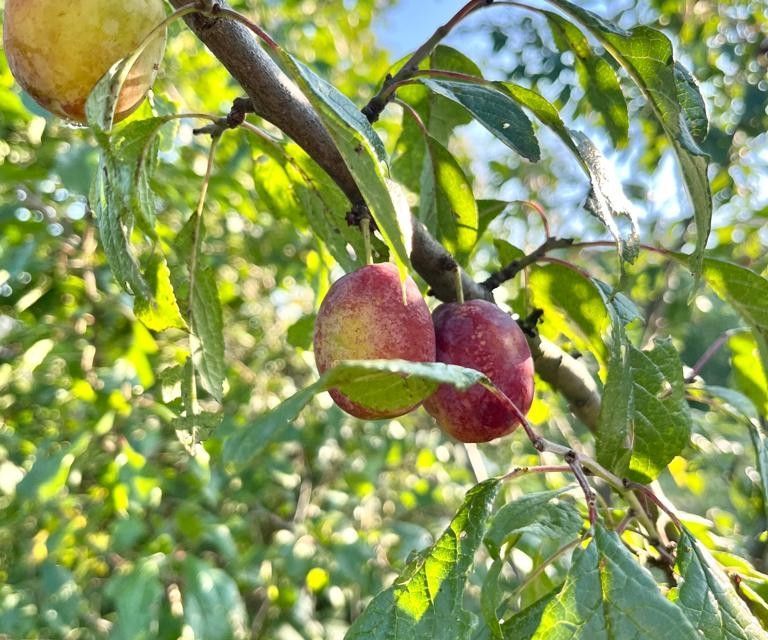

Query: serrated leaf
[
  {"left": 419, "top": 134, "right": 479, "bottom": 263},
  {"left": 547, "top": 0, "right": 711, "bottom": 278},
  {"left": 484, "top": 490, "right": 582, "bottom": 560},
  {"left": 223, "top": 360, "right": 488, "bottom": 467},
  {"left": 182, "top": 557, "right": 248, "bottom": 640},
  {"left": 598, "top": 338, "right": 692, "bottom": 482},
  {"left": 190, "top": 265, "right": 225, "bottom": 401},
  {"left": 419, "top": 79, "right": 540, "bottom": 162},
  {"left": 674, "top": 62, "right": 709, "bottom": 145},
  {"left": 284, "top": 56, "right": 412, "bottom": 274},
  {"left": 531, "top": 525, "right": 700, "bottom": 639},
  {"left": 675, "top": 531, "right": 768, "bottom": 639},
  {"left": 106, "top": 557, "right": 164, "bottom": 640},
  {"left": 346, "top": 479, "right": 501, "bottom": 640},
  {"left": 546, "top": 12, "right": 628, "bottom": 147},
  {"left": 134, "top": 252, "right": 187, "bottom": 332}
]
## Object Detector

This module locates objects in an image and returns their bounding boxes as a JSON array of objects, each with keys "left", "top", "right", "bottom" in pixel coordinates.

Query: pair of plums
[{"left": 313, "top": 263, "right": 534, "bottom": 443}]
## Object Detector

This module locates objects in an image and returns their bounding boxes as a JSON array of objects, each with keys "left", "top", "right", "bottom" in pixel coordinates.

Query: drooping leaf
[
  {"left": 675, "top": 531, "right": 768, "bottom": 639},
  {"left": 728, "top": 332, "right": 768, "bottom": 416},
  {"left": 223, "top": 360, "right": 488, "bottom": 466},
  {"left": 598, "top": 338, "right": 692, "bottom": 483},
  {"left": 419, "top": 78, "right": 540, "bottom": 162},
  {"left": 182, "top": 557, "right": 248, "bottom": 640},
  {"left": 546, "top": 12, "right": 628, "bottom": 147},
  {"left": 190, "top": 264, "right": 225, "bottom": 402},
  {"left": 345, "top": 479, "right": 501, "bottom": 640},
  {"left": 484, "top": 489, "right": 582, "bottom": 560},
  {"left": 477, "top": 199, "right": 510, "bottom": 239},
  {"left": 546, "top": 0, "right": 711, "bottom": 278},
  {"left": 531, "top": 525, "right": 700, "bottom": 639}
]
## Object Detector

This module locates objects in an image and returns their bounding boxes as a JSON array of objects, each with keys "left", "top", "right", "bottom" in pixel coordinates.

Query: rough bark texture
[{"left": 168, "top": 1, "right": 601, "bottom": 430}]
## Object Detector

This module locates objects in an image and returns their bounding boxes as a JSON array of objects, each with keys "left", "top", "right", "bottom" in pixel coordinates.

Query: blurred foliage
[{"left": 1, "top": 0, "right": 768, "bottom": 638}]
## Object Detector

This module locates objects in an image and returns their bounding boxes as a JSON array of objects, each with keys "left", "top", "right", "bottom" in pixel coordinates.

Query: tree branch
[{"left": 168, "top": 1, "right": 601, "bottom": 429}]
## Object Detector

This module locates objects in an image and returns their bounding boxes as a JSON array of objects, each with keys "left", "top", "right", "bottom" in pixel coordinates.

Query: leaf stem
[{"left": 482, "top": 237, "right": 573, "bottom": 290}]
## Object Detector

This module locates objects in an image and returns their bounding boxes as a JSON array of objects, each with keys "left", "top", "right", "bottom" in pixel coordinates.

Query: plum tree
[
  {"left": 313, "top": 262, "right": 436, "bottom": 419},
  {"left": 3, "top": 0, "right": 166, "bottom": 123},
  {"left": 424, "top": 300, "right": 534, "bottom": 443}
]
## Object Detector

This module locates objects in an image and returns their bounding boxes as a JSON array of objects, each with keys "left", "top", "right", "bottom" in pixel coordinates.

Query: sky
[{"left": 374, "top": 0, "right": 464, "bottom": 59}]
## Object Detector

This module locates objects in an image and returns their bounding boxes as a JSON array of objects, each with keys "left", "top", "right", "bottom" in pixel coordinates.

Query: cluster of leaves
[{"left": 2, "top": 0, "right": 768, "bottom": 638}]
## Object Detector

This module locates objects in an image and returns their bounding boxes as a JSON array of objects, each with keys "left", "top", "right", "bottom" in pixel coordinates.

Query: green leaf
[
  {"left": 134, "top": 252, "right": 187, "bottom": 332},
  {"left": 494, "top": 84, "right": 637, "bottom": 263},
  {"left": 286, "top": 313, "right": 317, "bottom": 350},
  {"left": 480, "top": 558, "right": 505, "bottom": 639},
  {"left": 284, "top": 56, "right": 412, "bottom": 274},
  {"left": 91, "top": 154, "right": 152, "bottom": 302},
  {"left": 16, "top": 436, "right": 89, "bottom": 502},
  {"left": 223, "top": 360, "right": 488, "bottom": 467},
  {"left": 419, "top": 79, "right": 540, "bottom": 162},
  {"left": 546, "top": 12, "right": 628, "bottom": 147},
  {"left": 418, "top": 134, "right": 479, "bottom": 263},
  {"left": 547, "top": 0, "right": 711, "bottom": 278},
  {"left": 675, "top": 531, "right": 768, "bottom": 639},
  {"left": 484, "top": 489, "right": 582, "bottom": 560},
  {"left": 190, "top": 264, "right": 225, "bottom": 401},
  {"left": 182, "top": 557, "right": 248, "bottom": 640},
  {"left": 529, "top": 264, "right": 611, "bottom": 369},
  {"left": 728, "top": 332, "right": 768, "bottom": 416},
  {"left": 106, "top": 557, "right": 164, "bottom": 640},
  {"left": 345, "top": 479, "right": 501, "bottom": 640},
  {"left": 498, "top": 594, "right": 556, "bottom": 640},
  {"left": 477, "top": 199, "right": 509, "bottom": 239},
  {"left": 674, "top": 62, "right": 709, "bottom": 145},
  {"left": 598, "top": 338, "right": 692, "bottom": 483},
  {"left": 531, "top": 525, "right": 700, "bottom": 639},
  {"left": 571, "top": 132, "right": 639, "bottom": 264}
]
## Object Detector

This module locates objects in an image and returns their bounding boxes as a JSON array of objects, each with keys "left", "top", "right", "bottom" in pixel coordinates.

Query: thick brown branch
[{"left": 168, "top": 1, "right": 600, "bottom": 429}]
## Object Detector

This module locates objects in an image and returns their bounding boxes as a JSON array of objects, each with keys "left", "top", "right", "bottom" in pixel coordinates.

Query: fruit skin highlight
[
  {"left": 3, "top": 0, "right": 167, "bottom": 124},
  {"left": 313, "top": 262, "right": 436, "bottom": 419},
  {"left": 424, "top": 299, "right": 534, "bottom": 443}
]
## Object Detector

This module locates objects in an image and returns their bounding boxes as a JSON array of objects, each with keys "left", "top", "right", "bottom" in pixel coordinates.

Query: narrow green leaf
[
  {"left": 572, "top": 132, "right": 640, "bottom": 264},
  {"left": 106, "top": 557, "right": 164, "bottom": 640},
  {"left": 598, "top": 338, "right": 692, "bottom": 482},
  {"left": 481, "top": 558, "right": 505, "bottom": 639},
  {"left": 728, "top": 332, "right": 768, "bottom": 416},
  {"left": 419, "top": 134, "right": 479, "bottom": 263},
  {"left": 477, "top": 200, "right": 509, "bottom": 239},
  {"left": 223, "top": 360, "right": 488, "bottom": 467},
  {"left": 484, "top": 489, "right": 582, "bottom": 560},
  {"left": 546, "top": 12, "right": 628, "bottom": 147},
  {"left": 190, "top": 265, "right": 225, "bottom": 402},
  {"left": 419, "top": 79, "right": 540, "bottom": 162},
  {"left": 546, "top": 0, "right": 712, "bottom": 278},
  {"left": 531, "top": 525, "right": 700, "bottom": 639},
  {"left": 182, "top": 557, "right": 248, "bottom": 640},
  {"left": 674, "top": 62, "right": 709, "bottom": 145},
  {"left": 134, "top": 252, "right": 187, "bottom": 332},
  {"left": 284, "top": 56, "right": 412, "bottom": 274},
  {"left": 676, "top": 531, "right": 768, "bottom": 639},
  {"left": 91, "top": 155, "right": 152, "bottom": 301},
  {"left": 499, "top": 594, "right": 556, "bottom": 640},
  {"left": 346, "top": 479, "right": 501, "bottom": 640}
]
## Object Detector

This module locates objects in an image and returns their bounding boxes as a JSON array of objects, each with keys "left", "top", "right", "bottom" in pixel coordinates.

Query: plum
[
  {"left": 3, "top": 0, "right": 167, "bottom": 124},
  {"left": 424, "top": 299, "right": 534, "bottom": 443},
  {"left": 313, "top": 262, "right": 436, "bottom": 419}
]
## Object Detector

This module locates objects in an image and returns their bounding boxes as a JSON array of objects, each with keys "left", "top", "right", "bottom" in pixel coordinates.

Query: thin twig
[
  {"left": 501, "top": 465, "right": 572, "bottom": 481},
  {"left": 362, "top": 0, "right": 494, "bottom": 122},
  {"left": 482, "top": 237, "right": 573, "bottom": 290},
  {"left": 686, "top": 329, "right": 740, "bottom": 382}
]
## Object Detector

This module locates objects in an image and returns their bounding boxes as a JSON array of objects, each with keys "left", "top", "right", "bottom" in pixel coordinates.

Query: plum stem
[{"left": 454, "top": 267, "right": 465, "bottom": 304}]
